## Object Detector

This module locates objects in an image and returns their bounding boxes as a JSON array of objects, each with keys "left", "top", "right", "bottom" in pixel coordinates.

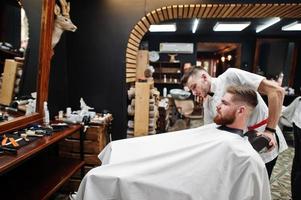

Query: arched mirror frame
[
  {"left": 0, "top": 0, "right": 55, "bottom": 133},
  {"left": 125, "top": 3, "right": 301, "bottom": 83}
]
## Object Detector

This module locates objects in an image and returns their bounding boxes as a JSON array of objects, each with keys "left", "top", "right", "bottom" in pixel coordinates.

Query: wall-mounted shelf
[
  {"left": 154, "top": 80, "right": 180, "bottom": 85},
  {"left": 150, "top": 61, "right": 182, "bottom": 86}
]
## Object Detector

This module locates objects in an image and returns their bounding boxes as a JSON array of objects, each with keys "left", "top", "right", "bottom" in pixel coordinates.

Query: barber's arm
[{"left": 258, "top": 79, "right": 285, "bottom": 149}]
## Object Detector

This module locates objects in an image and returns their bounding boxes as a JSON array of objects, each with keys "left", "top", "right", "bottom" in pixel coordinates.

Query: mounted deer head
[{"left": 52, "top": 0, "right": 77, "bottom": 49}]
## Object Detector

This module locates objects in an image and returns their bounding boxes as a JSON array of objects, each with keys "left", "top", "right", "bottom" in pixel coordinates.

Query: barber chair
[
  {"left": 169, "top": 89, "right": 203, "bottom": 128},
  {"left": 173, "top": 99, "right": 203, "bottom": 127}
]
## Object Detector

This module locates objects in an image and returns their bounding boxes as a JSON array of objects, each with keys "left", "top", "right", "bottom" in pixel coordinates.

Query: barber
[{"left": 181, "top": 67, "right": 288, "bottom": 178}]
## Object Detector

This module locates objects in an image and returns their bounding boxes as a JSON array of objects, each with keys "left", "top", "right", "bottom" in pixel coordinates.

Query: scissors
[{"left": 0, "top": 135, "right": 18, "bottom": 155}]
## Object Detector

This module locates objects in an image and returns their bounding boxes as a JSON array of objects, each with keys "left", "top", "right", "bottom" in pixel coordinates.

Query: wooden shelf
[
  {"left": 152, "top": 62, "right": 182, "bottom": 95},
  {"left": 0, "top": 124, "right": 81, "bottom": 174},
  {"left": 0, "top": 124, "right": 84, "bottom": 199},
  {"left": 154, "top": 80, "right": 180, "bottom": 84},
  {"left": 151, "top": 62, "right": 181, "bottom": 79},
  {"left": 0, "top": 156, "right": 84, "bottom": 200},
  {"left": 150, "top": 61, "right": 180, "bottom": 64},
  {"left": 160, "top": 68, "right": 181, "bottom": 74}
]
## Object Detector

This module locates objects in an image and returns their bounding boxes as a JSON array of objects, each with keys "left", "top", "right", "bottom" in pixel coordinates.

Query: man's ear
[{"left": 237, "top": 106, "right": 246, "bottom": 114}]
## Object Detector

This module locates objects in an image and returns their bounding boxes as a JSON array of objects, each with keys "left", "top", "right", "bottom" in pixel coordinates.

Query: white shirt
[
  {"left": 203, "top": 68, "right": 287, "bottom": 163},
  {"left": 281, "top": 96, "right": 301, "bottom": 128}
]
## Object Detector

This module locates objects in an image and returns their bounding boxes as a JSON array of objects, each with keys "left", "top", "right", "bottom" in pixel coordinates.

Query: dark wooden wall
[{"left": 50, "top": 0, "right": 146, "bottom": 140}]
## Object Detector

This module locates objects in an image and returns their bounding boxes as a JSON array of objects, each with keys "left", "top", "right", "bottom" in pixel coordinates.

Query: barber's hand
[{"left": 258, "top": 131, "right": 277, "bottom": 151}]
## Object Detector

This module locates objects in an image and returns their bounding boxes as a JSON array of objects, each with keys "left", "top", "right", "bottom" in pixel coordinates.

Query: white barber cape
[
  {"left": 76, "top": 124, "right": 271, "bottom": 200},
  {"left": 203, "top": 68, "right": 287, "bottom": 163}
]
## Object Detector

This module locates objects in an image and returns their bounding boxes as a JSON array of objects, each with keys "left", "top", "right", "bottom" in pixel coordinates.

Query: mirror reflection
[
  {"left": 255, "top": 39, "right": 294, "bottom": 87},
  {"left": 134, "top": 17, "right": 300, "bottom": 134},
  {"left": 0, "top": 0, "right": 37, "bottom": 123}
]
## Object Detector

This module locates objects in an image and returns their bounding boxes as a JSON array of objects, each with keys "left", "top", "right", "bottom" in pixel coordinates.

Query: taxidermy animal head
[{"left": 52, "top": 0, "right": 77, "bottom": 49}]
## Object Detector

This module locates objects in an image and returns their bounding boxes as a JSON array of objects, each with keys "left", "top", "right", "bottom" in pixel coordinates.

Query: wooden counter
[{"left": 0, "top": 124, "right": 85, "bottom": 200}]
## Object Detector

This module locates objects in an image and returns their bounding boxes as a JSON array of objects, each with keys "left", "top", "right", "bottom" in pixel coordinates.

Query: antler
[{"left": 59, "top": 0, "right": 70, "bottom": 17}]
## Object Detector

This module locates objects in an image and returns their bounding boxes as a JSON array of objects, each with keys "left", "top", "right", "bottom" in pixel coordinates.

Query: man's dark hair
[
  {"left": 226, "top": 85, "right": 258, "bottom": 108},
  {"left": 181, "top": 67, "right": 206, "bottom": 85}
]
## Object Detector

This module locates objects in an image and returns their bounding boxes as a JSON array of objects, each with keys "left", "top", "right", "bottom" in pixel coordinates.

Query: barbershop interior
[{"left": 1, "top": 0, "right": 301, "bottom": 199}]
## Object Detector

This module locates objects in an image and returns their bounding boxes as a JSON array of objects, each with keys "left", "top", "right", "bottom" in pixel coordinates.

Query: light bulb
[
  {"left": 221, "top": 56, "right": 225, "bottom": 62},
  {"left": 227, "top": 55, "right": 232, "bottom": 61}
]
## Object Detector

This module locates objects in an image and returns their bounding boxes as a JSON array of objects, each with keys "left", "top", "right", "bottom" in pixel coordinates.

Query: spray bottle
[{"left": 43, "top": 101, "right": 50, "bottom": 126}]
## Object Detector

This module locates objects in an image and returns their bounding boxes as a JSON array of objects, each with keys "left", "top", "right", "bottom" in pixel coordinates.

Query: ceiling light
[
  {"left": 256, "top": 17, "right": 281, "bottom": 33},
  {"left": 221, "top": 56, "right": 225, "bottom": 62},
  {"left": 282, "top": 21, "right": 301, "bottom": 31},
  {"left": 227, "top": 55, "right": 232, "bottom": 61},
  {"left": 192, "top": 19, "right": 199, "bottom": 34},
  {"left": 149, "top": 24, "right": 176, "bottom": 32},
  {"left": 213, "top": 22, "right": 250, "bottom": 31}
]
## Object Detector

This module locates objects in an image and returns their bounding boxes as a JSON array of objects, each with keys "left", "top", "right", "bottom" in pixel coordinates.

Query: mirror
[
  {"left": 125, "top": 3, "right": 301, "bottom": 134},
  {"left": 0, "top": 0, "right": 54, "bottom": 133},
  {"left": 143, "top": 22, "right": 299, "bottom": 130},
  {"left": 140, "top": 23, "right": 245, "bottom": 131},
  {"left": 196, "top": 42, "right": 241, "bottom": 77},
  {"left": 0, "top": 0, "right": 32, "bottom": 123},
  {"left": 254, "top": 38, "right": 297, "bottom": 88}
]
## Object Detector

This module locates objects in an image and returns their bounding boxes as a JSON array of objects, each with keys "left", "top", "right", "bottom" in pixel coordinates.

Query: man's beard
[{"left": 213, "top": 112, "right": 236, "bottom": 125}]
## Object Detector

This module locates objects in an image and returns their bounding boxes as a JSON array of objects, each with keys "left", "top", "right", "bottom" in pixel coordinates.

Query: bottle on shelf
[
  {"left": 163, "top": 87, "right": 167, "bottom": 97},
  {"left": 163, "top": 74, "right": 167, "bottom": 83},
  {"left": 43, "top": 101, "right": 50, "bottom": 126}
]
